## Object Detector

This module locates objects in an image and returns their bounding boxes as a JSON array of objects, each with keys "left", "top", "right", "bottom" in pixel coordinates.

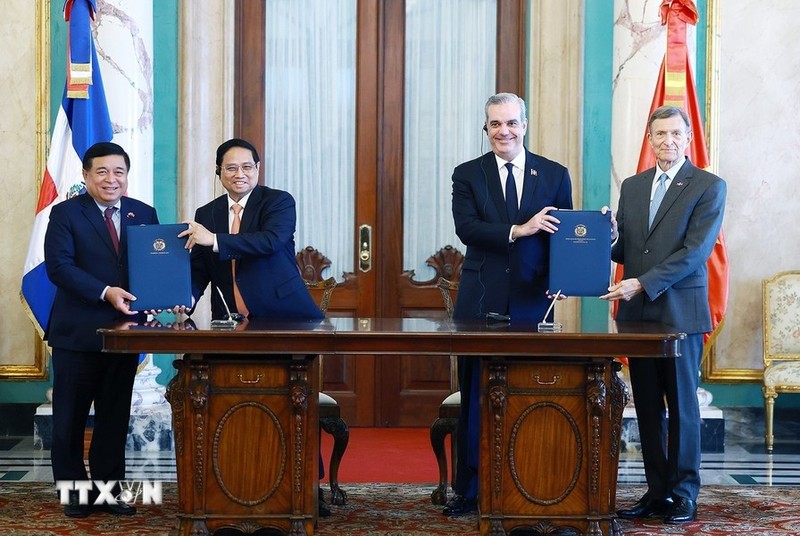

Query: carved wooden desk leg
[
  {"left": 485, "top": 363, "right": 508, "bottom": 536},
  {"left": 290, "top": 362, "right": 313, "bottom": 536},
  {"left": 586, "top": 364, "right": 608, "bottom": 536},
  {"left": 320, "top": 416, "right": 349, "bottom": 505}
]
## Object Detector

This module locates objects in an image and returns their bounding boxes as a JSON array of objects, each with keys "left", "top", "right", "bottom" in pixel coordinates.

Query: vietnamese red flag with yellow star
[{"left": 613, "top": 0, "right": 729, "bottom": 359}]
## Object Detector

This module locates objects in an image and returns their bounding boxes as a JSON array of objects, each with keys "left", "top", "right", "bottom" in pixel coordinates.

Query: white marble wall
[
  {"left": 94, "top": 0, "right": 154, "bottom": 203},
  {"left": 610, "top": 0, "right": 696, "bottom": 205},
  {"left": 1, "top": 1, "right": 43, "bottom": 370},
  {"left": 711, "top": 2, "right": 800, "bottom": 373}
]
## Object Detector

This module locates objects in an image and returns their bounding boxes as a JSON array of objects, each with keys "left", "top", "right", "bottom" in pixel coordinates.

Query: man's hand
[
  {"left": 600, "top": 278, "right": 643, "bottom": 302},
  {"left": 601, "top": 205, "right": 618, "bottom": 241},
  {"left": 105, "top": 287, "right": 138, "bottom": 315},
  {"left": 179, "top": 220, "right": 214, "bottom": 249},
  {"left": 512, "top": 206, "right": 560, "bottom": 240}
]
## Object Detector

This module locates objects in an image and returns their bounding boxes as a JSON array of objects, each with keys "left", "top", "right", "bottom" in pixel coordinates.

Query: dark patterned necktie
[
  {"left": 505, "top": 162, "right": 518, "bottom": 222},
  {"left": 104, "top": 206, "right": 119, "bottom": 253}
]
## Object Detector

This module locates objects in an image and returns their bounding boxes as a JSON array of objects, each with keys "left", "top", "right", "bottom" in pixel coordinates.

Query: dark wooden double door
[{"left": 233, "top": 0, "right": 527, "bottom": 426}]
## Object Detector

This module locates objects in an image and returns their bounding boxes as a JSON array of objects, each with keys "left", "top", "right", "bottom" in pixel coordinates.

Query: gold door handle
[{"left": 359, "top": 224, "right": 372, "bottom": 272}]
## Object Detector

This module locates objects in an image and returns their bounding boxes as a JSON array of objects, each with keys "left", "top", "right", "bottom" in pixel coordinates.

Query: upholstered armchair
[{"left": 762, "top": 270, "right": 800, "bottom": 453}]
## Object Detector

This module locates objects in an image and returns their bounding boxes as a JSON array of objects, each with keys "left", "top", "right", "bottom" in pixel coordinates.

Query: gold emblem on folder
[
  {"left": 153, "top": 239, "right": 167, "bottom": 252},
  {"left": 574, "top": 224, "right": 587, "bottom": 238}
]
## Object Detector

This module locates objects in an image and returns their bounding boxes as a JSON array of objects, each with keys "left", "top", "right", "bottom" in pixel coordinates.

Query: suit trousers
[
  {"left": 51, "top": 348, "right": 138, "bottom": 485},
  {"left": 628, "top": 333, "right": 703, "bottom": 501},
  {"left": 454, "top": 355, "right": 481, "bottom": 501}
]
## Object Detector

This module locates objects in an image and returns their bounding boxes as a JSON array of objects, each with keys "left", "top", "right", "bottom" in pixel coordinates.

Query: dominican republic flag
[{"left": 21, "top": 0, "right": 113, "bottom": 336}]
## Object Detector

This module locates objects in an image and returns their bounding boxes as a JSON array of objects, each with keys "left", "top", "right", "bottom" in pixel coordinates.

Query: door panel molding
[{"left": 234, "top": 0, "right": 526, "bottom": 426}]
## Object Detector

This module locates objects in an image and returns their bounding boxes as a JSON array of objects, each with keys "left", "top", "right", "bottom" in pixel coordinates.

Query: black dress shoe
[
  {"left": 616, "top": 493, "right": 673, "bottom": 519},
  {"left": 94, "top": 500, "right": 137, "bottom": 516},
  {"left": 65, "top": 503, "right": 91, "bottom": 518},
  {"left": 318, "top": 497, "right": 331, "bottom": 518},
  {"left": 442, "top": 494, "right": 477, "bottom": 516},
  {"left": 664, "top": 497, "right": 697, "bottom": 524},
  {"left": 63, "top": 490, "right": 90, "bottom": 518}
]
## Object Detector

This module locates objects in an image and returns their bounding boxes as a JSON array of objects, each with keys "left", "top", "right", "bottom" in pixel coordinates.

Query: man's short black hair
[
  {"left": 216, "top": 138, "right": 261, "bottom": 167},
  {"left": 82, "top": 142, "right": 131, "bottom": 171}
]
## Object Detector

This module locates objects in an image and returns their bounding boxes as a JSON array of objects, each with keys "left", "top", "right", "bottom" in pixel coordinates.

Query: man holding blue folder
[
  {"left": 44, "top": 142, "right": 158, "bottom": 517},
  {"left": 602, "top": 106, "right": 726, "bottom": 524},
  {"left": 180, "top": 138, "right": 321, "bottom": 322},
  {"left": 446, "top": 93, "right": 573, "bottom": 515}
]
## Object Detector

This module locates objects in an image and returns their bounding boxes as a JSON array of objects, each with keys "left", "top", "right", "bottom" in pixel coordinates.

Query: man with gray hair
[
  {"left": 602, "top": 105, "right": 726, "bottom": 524},
  {"left": 446, "top": 92, "right": 573, "bottom": 515}
]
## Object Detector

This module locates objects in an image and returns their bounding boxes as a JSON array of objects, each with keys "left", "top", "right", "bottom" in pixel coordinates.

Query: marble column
[
  {"left": 178, "top": 0, "right": 234, "bottom": 323},
  {"left": 526, "top": 0, "right": 583, "bottom": 331}
]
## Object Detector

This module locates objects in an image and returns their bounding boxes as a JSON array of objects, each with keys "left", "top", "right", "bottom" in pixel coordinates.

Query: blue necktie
[
  {"left": 648, "top": 173, "right": 668, "bottom": 228},
  {"left": 505, "top": 162, "right": 518, "bottom": 223}
]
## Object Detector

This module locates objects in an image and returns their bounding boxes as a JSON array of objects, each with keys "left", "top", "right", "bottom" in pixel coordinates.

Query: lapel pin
[
  {"left": 531, "top": 169, "right": 537, "bottom": 176},
  {"left": 675, "top": 182, "right": 684, "bottom": 187},
  {"left": 127, "top": 212, "right": 135, "bottom": 218}
]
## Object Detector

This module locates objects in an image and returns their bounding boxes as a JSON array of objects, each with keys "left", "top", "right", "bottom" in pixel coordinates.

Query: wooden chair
[
  {"left": 762, "top": 270, "right": 800, "bottom": 453},
  {"left": 297, "top": 246, "right": 350, "bottom": 506},
  {"left": 430, "top": 277, "right": 460, "bottom": 505}
]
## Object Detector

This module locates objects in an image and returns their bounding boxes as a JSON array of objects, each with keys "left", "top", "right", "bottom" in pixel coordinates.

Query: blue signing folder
[
  {"left": 127, "top": 223, "right": 191, "bottom": 310},
  {"left": 548, "top": 210, "right": 612, "bottom": 297}
]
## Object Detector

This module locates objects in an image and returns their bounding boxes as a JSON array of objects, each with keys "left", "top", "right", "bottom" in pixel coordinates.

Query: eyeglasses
[{"left": 222, "top": 163, "right": 257, "bottom": 174}]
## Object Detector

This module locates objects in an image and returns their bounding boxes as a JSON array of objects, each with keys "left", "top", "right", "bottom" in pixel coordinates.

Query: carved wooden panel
[
  {"left": 296, "top": 246, "right": 332, "bottom": 283},
  {"left": 169, "top": 355, "right": 318, "bottom": 535},
  {"left": 481, "top": 358, "right": 622, "bottom": 536}
]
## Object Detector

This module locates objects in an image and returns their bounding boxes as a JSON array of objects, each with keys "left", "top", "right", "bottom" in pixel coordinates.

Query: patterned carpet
[{"left": 2, "top": 482, "right": 800, "bottom": 535}]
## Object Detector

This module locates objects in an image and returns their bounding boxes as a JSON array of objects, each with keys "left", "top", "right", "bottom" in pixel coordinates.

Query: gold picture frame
[
  {"left": 0, "top": 0, "right": 51, "bottom": 381},
  {"left": 700, "top": 0, "right": 759, "bottom": 383}
]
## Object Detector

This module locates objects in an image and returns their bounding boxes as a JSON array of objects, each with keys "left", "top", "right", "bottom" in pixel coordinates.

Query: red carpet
[{"left": 321, "top": 427, "right": 440, "bottom": 483}]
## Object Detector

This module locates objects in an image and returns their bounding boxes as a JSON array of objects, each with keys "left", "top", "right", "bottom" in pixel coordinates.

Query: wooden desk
[{"left": 101, "top": 318, "right": 683, "bottom": 536}]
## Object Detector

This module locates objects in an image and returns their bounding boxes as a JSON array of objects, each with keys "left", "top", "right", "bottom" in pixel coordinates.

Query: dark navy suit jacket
[
  {"left": 452, "top": 149, "right": 573, "bottom": 323},
  {"left": 449, "top": 149, "right": 572, "bottom": 498},
  {"left": 191, "top": 185, "right": 322, "bottom": 320},
  {"left": 44, "top": 193, "right": 159, "bottom": 352}
]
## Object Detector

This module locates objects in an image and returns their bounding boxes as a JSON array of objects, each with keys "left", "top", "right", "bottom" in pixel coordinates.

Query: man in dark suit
[
  {"left": 45, "top": 142, "right": 159, "bottom": 517},
  {"left": 181, "top": 138, "right": 322, "bottom": 321},
  {"left": 602, "top": 106, "right": 726, "bottom": 525},
  {"left": 445, "top": 92, "right": 573, "bottom": 515}
]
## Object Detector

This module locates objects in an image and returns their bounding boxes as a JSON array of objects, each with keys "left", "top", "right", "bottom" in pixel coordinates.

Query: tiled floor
[{"left": 2, "top": 407, "right": 800, "bottom": 486}]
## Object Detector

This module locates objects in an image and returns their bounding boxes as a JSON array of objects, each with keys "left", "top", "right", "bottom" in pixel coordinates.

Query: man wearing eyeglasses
[{"left": 181, "top": 138, "right": 322, "bottom": 321}]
